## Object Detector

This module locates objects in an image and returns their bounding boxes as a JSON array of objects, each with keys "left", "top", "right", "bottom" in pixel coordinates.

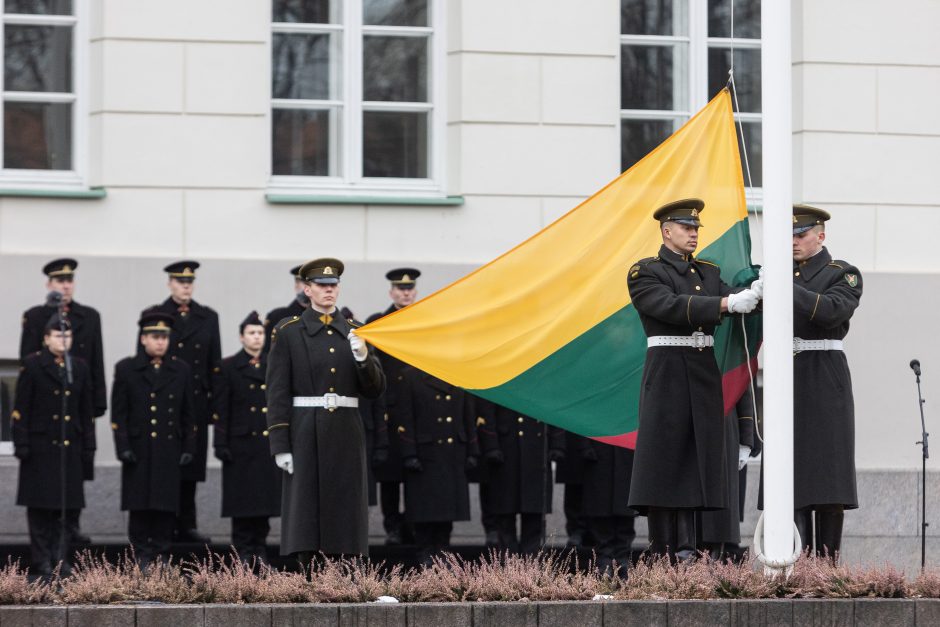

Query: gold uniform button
[
  {"left": 690, "top": 268, "right": 696, "bottom": 273},
  {"left": 150, "top": 405, "right": 157, "bottom": 412},
  {"left": 250, "top": 406, "right": 257, "bottom": 412},
  {"left": 251, "top": 431, "right": 257, "bottom": 437},
  {"left": 150, "top": 393, "right": 156, "bottom": 399},
  {"left": 447, "top": 437, "right": 454, "bottom": 444},
  {"left": 329, "top": 387, "right": 335, "bottom": 392},
  {"left": 262, "top": 430, "right": 269, "bottom": 437},
  {"left": 151, "top": 432, "right": 157, "bottom": 438},
  {"left": 327, "top": 330, "right": 333, "bottom": 335},
  {"left": 446, "top": 417, "right": 453, "bottom": 423},
  {"left": 695, "top": 285, "right": 701, "bottom": 291},
  {"left": 54, "top": 390, "right": 60, "bottom": 395},
  {"left": 445, "top": 395, "right": 452, "bottom": 401},
  {"left": 261, "top": 384, "right": 266, "bottom": 390},
  {"left": 262, "top": 407, "right": 267, "bottom": 413},
  {"left": 795, "top": 271, "right": 800, "bottom": 276},
  {"left": 169, "top": 394, "right": 174, "bottom": 399},
  {"left": 65, "top": 390, "right": 70, "bottom": 396},
  {"left": 254, "top": 363, "right": 261, "bottom": 369},
  {"left": 328, "top": 408, "right": 336, "bottom": 413},
  {"left": 168, "top": 408, "right": 174, "bottom": 414},
  {"left": 517, "top": 417, "right": 524, "bottom": 423},
  {"left": 329, "top": 348, "right": 335, "bottom": 353},
  {"left": 168, "top": 421, "right": 174, "bottom": 426},
  {"left": 330, "top": 367, "right": 336, "bottom": 373},
  {"left": 518, "top": 431, "right": 524, "bottom": 437},
  {"left": 435, "top": 395, "right": 441, "bottom": 400},
  {"left": 250, "top": 384, "right": 256, "bottom": 390},
  {"left": 63, "top": 440, "right": 70, "bottom": 447},
  {"left": 53, "top": 415, "right": 59, "bottom": 421},
  {"left": 397, "top": 375, "right": 403, "bottom": 381},
  {"left": 437, "top": 417, "right": 443, "bottom": 423},
  {"left": 151, "top": 419, "right": 157, "bottom": 425},
  {"left": 178, "top": 342, "right": 184, "bottom": 348}
]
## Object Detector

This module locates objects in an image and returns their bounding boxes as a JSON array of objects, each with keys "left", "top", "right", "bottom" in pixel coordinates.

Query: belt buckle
[
  {"left": 793, "top": 338, "right": 802, "bottom": 355},
  {"left": 323, "top": 393, "right": 338, "bottom": 409},
  {"left": 691, "top": 331, "right": 706, "bottom": 349}
]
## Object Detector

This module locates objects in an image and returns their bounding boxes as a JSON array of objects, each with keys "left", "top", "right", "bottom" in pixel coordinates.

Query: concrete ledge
[{"left": 1, "top": 600, "right": 937, "bottom": 626}]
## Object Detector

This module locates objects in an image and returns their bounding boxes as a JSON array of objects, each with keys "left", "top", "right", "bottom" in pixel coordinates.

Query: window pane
[
  {"left": 364, "top": 0, "right": 427, "bottom": 27},
  {"left": 735, "top": 120, "right": 761, "bottom": 187},
  {"left": 4, "top": 0, "right": 72, "bottom": 15},
  {"left": 4, "top": 25, "right": 72, "bottom": 92},
  {"left": 272, "top": 0, "right": 335, "bottom": 24},
  {"left": 272, "top": 33, "right": 338, "bottom": 100},
  {"left": 621, "top": 0, "right": 687, "bottom": 36},
  {"left": 363, "top": 36, "right": 427, "bottom": 102},
  {"left": 272, "top": 108, "right": 337, "bottom": 176},
  {"left": 621, "top": 44, "right": 687, "bottom": 110},
  {"left": 621, "top": 118, "right": 675, "bottom": 172},
  {"left": 708, "top": 0, "right": 761, "bottom": 38},
  {"left": 363, "top": 111, "right": 427, "bottom": 178},
  {"left": 708, "top": 47, "right": 760, "bottom": 112},
  {"left": 4, "top": 101, "right": 71, "bottom": 170}
]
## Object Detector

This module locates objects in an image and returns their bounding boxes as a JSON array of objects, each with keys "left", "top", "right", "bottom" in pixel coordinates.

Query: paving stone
[
  {"left": 406, "top": 603, "right": 471, "bottom": 627},
  {"left": 853, "top": 599, "right": 915, "bottom": 627},
  {"left": 67, "top": 606, "right": 136, "bottom": 627},
  {"left": 205, "top": 603, "right": 273, "bottom": 627},
  {"left": 136, "top": 604, "right": 206, "bottom": 627},
  {"left": 731, "top": 600, "right": 793, "bottom": 627},
  {"left": 791, "top": 599, "right": 854, "bottom": 626},
  {"left": 603, "top": 600, "right": 668, "bottom": 626},
  {"left": 668, "top": 600, "right": 733, "bottom": 627},
  {"left": 915, "top": 599, "right": 940, "bottom": 627},
  {"left": 272, "top": 604, "right": 340, "bottom": 627},
  {"left": 538, "top": 601, "right": 602, "bottom": 627},
  {"left": 470, "top": 602, "right": 536, "bottom": 627},
  {"left": 0, "top": 606, "right": 67, "bottom": 627},
  {"left": 339, "top": 602, "right": 407, "bottom": 627}
]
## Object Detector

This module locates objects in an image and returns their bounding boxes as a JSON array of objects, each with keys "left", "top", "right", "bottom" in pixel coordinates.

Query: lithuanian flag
[{"left": 356, "top": 89, "right": 760, "bottom": 448}]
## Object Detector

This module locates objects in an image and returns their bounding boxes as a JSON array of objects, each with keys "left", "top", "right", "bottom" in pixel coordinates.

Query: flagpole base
[{"left": 753, "top": 513, "right": 802, "bottom": 577}]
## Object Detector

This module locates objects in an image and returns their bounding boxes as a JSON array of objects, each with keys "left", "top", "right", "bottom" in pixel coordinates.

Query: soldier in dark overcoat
[
  {"left": 13, "top": 314, "right": 94, "bottom": 575},
  {"left": 699, "top": 385, "right": 756, "bottom": 556},
  {"left": 478, "top": 404, "right": 564, "bottom": 554},
  {"left": 263, "top": 264, "right": 308, "bottom": 354},
  {"left": 368, "top": 267, "right": 421, "bottom": 544},
  {"left": 789, "top": 205, "right": 862, "bottom": 559},
  {"left": 627, "top": 199, "right": 761, "bottom": 560},
  {"left": 396, "top": 367, "right": 480, "bottom": 563},
  {"left": 266, "top": 258, "right": 385, "bottom": 562},
  {"left": 112, "top": 310, "right": 197, "bottom": 567},
  {"left": 145, "top": 260, "right": 221, "bottom": 543},
  {"left": 213, "top": 311, "right": 281, "bottom": 564},
  {"left": 555, "top": 431, "right": 592, "bottom": 548},
  {"left": 358, "top": 393, "right": 389, "bottom": 506},
  {"left": 20, "top": 259, "right": 105, "bottom": 544},
  {"left": 579, "top": 438, "right": 637, "bottom": 571}
]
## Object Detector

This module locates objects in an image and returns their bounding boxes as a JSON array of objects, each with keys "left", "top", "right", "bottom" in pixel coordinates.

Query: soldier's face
[
  {"left": 390, "top": 285, "right": 417, "bottom": 308},
  {"left": 44, "top": 330, "right": 72, "bottom": 356},
  {"left": 46, "top": 277, "right": 74, "bottom": 303},
  {"left": 140, "top": 332, "right": 169, "bottom": 357},
  {"left": 168, "top": 278, "right": 194, "bottom": 303},
  {"left": 304, "top": 282, "right": 339, "bottom": 310},
  {"left": 241, "top": 324, "right": 265, "bottom": 353},
  {"left": 792, "top": 227, "right": 826, "bottom": 262},
  {"left": 662, "top": 222, "right": 699, "bottom": 254}
]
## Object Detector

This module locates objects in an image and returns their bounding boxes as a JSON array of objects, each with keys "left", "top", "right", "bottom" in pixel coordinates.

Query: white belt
[
  {"left": 293, "top": 394, "right": 359, "bottom": 409},
  {"left": 647, "top": 332, "right": 714, "bottom": 349},
  {"left": 793, "top": 338, "right": 843, "bottom": 353}
]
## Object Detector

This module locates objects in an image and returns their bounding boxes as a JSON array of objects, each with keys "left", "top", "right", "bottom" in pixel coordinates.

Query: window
[
  {"left": 620, "top": 0, "right": 762, "bottom": 191},
  {"left": 270, "top": 0, "right": 445, "bottom": 197},
  {"left": 1, "top": 0, "right": 86, "bottom": 189}
]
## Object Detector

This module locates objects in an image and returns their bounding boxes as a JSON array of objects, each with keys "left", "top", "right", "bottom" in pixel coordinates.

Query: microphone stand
[
  {"left": 914, "top": 366, "right": 929, "bottom": 570},
  {"left": 56, "top": 300, "right": 73, "bottom": 573}
]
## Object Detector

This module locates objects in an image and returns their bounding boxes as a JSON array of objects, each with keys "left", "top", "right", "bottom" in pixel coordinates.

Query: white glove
[
  {"left": 727, "top": 289, "right": 760, "bottom": 314},
  {"left": 348, "top": 331, "right": 368, "bottom": 362},
  {"left": 738, "top": 445, "right": 751, "bottom": 471},
  {"left": 275, "top": 452, "right": 294, "bottom": 475},
  {"left": 749, "top": 277, "right": 763, "bottom": 300}
]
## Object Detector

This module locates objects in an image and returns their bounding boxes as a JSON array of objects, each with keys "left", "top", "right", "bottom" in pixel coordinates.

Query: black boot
[
  {"left": 814, "top": 506, "right": 844, "bottom": 563},
  {"left": 646, "top": 508, "right": 676, "bottom": 559},
  {"left": 794, "top": 508, "right": 814, "bottom": 554},
  {"left": 675, "top": 510, "right": 697, "bottom": 562}
]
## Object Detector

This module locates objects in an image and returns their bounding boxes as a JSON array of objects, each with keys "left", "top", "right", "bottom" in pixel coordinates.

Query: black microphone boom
[
  {"left": 911, "top": 359, "right": 922, "bottom": 376},
  {"left": 45, "top": 290, "right": 63, "bottom": 308}
]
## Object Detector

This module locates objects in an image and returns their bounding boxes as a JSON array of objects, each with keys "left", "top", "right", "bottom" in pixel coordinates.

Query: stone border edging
[{"left": 1, "top": 599, "right": 939, "bottom": 626}]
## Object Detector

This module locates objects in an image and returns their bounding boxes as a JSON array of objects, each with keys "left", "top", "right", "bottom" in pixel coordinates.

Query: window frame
[
  {"left": 619, "top": 0, "right": 762, "bottom": 200},
  {"left": 268, "top": 0, "right": 447, "bottom": 199},
  {"left": 0, "top": 0, "right": 88, "bottom": 191}
]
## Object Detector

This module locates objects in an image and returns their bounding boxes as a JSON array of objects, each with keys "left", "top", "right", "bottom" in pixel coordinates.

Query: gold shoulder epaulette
[
  {"left": 348, "top": 318, "right": 362, "bottom": 328},
  {"left": 278, "top": 316, "right": 301, "bottom": 330},
  {"left": 696, "top": 259, "right": 719, "bottom": 267},
  {"left": 828, "top": 261, "right": 845, "bottom": 270}
]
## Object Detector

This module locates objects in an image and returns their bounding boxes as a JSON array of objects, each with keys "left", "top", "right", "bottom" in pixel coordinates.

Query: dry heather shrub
[
  {"left": 306, "top": 556, "right": 389, "bottom": 603},
  {"left": 185, "top": 552, "right": 315, "bottom": 603},
  {"left": 617, "top": 554, "right": 716, "bottom": 600},
  {"left": 781, "top": 553, "right": 909, "bottom": 599},
  {"left": 58, "top": 551, "right": 199, "bottom": 605},
  {"left": 911, "top": 569, "right": 940, "bottom": 598},
  {"left": 0, "top": 559, "right": 52, "bottom": 605}
]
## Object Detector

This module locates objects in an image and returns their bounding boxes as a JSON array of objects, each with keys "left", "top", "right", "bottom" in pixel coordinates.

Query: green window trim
[
  {"left": 266, "top": 194, "right": 464, "bottom": 207},
  {"left": 0, "top": 187, "right": 106, "bottom": 200}
]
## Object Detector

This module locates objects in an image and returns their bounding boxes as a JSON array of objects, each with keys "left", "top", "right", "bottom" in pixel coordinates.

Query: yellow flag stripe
[{"left": 356, "top": 90, "right": 746, "bottom": 389}]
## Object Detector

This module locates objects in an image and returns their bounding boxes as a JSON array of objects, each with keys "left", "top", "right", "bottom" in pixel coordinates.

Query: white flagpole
[{"left": 759, "top": 0, "right": 796, "bottom": 574}]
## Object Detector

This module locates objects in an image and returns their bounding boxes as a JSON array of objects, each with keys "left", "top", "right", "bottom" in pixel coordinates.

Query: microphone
[
  {"left": 45, "top": 290, "right": 63, "bottom": 308},
  {"left": 911, "top": 359, "right": 922, "bottom": 377}
]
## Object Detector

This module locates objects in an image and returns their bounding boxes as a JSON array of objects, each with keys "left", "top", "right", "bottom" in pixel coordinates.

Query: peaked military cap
[
  {"left": 653, "top": 198, "right": 705, "bottom": 227},
  {"left": 44, "top": 312, "right": 71, "bottom": 333},
  {"left": 164, "top": 260, "right": 200, "bottom": 281},
  {"left": 239, "top": 310, "right": 264, "bottom": 333},
  {"left": 299, "top": 257, "right": 344, "bottom": 284},
  {"left": 43, "top": 258, "right": 78, "bottom": 278},
  {"left": 138, "top": 309, "right": 174, "bottom": 335},
  {"left": 792, "top": 204, "right": 831, "bottom": 235},
  {"left": 386, "top": 267, "right": 421, "bottom": 288},
  {"left": 289, "top": 264, "right": 302, "bottom": 278}
]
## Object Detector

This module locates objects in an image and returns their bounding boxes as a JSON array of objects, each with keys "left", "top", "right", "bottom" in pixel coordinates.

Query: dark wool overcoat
[
  {"left": 263, "top": 298, "right": 305, "bottom": 354},
  {"left": 367, "top": 304, "right": 410, "bottom": 483},
  {"left": 13, "top": 350, "right": 94, "bottom": 509},
  {"left": 149, "top": 298, "right": 222, "bottom": 482},
  {"left": 266, "top": 308, "right": 385, "bottom": 556},
  {"left": 111, "top": 353, "right": 197, "bottom": 512},
  {"left": 213, "top": 349, "right": 281, "bottom": 518},
  {"left": 627, "top": 244, "right": 741, "bottom": 513},
  {"left": 397, "top": 369, "right": 479, "bottom": 523}
]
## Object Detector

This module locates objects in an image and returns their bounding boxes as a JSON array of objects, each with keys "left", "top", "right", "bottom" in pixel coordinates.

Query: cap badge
[
  {"left": 183, "top": 267, "right": 191, "bottom": 274},
  {"left": 62, "top": 264, "right": 72, "bottom": 272},
  {"left": 690, "top": 209, "right": 699, "bottom": 218},
  {"left": 156, "top": 321, "right": 167, "bottom": 329},
  {"left": 793, "top": 215, "right": 798, "bottom": 223},
  {"left": 402, "top": 274, "right": 411, "bottom": 281},
  {"left": 323, "top": 266, "right": 334, "bottom": 275}
]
